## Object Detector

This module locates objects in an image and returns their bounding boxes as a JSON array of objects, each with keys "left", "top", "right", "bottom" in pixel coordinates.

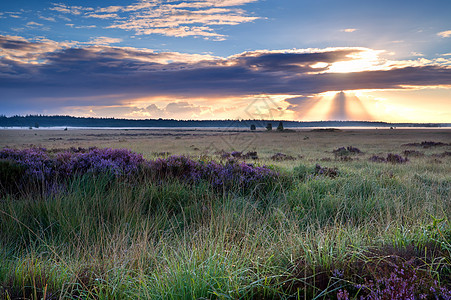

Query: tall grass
[{"left": 0, "top": 158, "right": 450, "bottom": 299}]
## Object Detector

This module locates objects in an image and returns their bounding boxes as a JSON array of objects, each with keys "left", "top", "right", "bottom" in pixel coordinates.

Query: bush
[
  {"left": 0, "top": 159, "right": 26, "bottom": 196},
  {"left": 147, "top": 155, "right": 279, "bottom": 192},
  {"left": 386, "top": 153, "right": 408, "bottom": 164},
  {"left": 333, "top": 146, "right": 362, "bottom": 157}
]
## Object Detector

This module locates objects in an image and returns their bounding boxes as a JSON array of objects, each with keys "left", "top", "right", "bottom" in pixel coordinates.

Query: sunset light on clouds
[{"left": 1, "top": 0, "right": 450, "bottom": 122}]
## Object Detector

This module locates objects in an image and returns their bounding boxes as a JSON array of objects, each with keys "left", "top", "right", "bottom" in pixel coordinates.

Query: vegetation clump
[
  {"left": 403, "top": 149, "right": 425, "bottom": 157},
  {"left": 293, "top": 163, "right": 339, "bottom": 179},
  {"left": 314, "top": 163, "right": 339, "bottom": 177},
  {"left": 402, "top": 141, "right": 449, "bottom": 148},
  {"left": 147, "top": 155, "right": 278, "bottom": 191},
  {"left": 0, "top": 147, "right": 278, "bottom": 195},
  {"left": 369, "top": 155, "right": 387, "bottom": 163},
  {"left": 217, "top": 150, "right": 258, "bottom": 160},
  {"left": 242, "top": 151, "right": 258, "bottom": 159},
  {"left": 333, "top": 146, "right": 362, "bottom": 156},
  {"left": 334, "top": 244, "right": 451, "bottom": 299},
  {"left": 386, "top": 153, "right": 409, "bottom": 164},
  {"left": 433, "top": 151, "right": 451, "bottom": 158},
  {"left": 369, "top": 153, "right": 409, "bottom": 164},
  {"left": 0, "top": 159, "right": 26, "bottom": 196},
  {"left": 271, "top": 152, "right": 296, "bottom": 161},
  {"left": 231, "top": 151, "right": 242, "bottom": 158}
]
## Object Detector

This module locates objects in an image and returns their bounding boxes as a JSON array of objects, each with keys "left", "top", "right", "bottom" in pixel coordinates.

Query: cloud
[
  {"left": 410, "top": 52, "right": 424, "bottom": 57},
  {"left": 4, "top": 11, "right": 23, "bottom": 19},
  {"left": 437, "top": 30, "right": 451, "bottom": 38},
  {"left": 165, "top": 101, "right": 202, "bottom": 115},
  {"left": 1, "top": 35, "right": 451, "bottom": 116},
  {"left": 48, "top": 0, "right": 260, "bottom": 40},
  {"left": 86, "top": 37, "right": 123, "bottom": 46},
  {"left": 49, "top": 4, "right": 93, "bottom": 15},
  {"left": 341, "top": 28, "right": 357, "bottom": 33},
  {"left": 0, "top": 35, "right": 74, "bottom": 63},
  {"left": 146, "top": 104, "right": 163, "bottom": 113},
  {"left": 130, "top": 101, "right": 204, "bottom": 118},
  {"left": 39, "top": 16, "right": 56, "bottom": 22},
  {"left": 85, "top": 13, "right": 120, "bottom": 19},
  {"left": 26, "top": 22, "right": 44, "bottom": 27}
]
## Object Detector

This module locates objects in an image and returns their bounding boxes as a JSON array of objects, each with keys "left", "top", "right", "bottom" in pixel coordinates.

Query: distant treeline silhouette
[{"left": 0, "top": 115, "right": 447, "bottom": 128}]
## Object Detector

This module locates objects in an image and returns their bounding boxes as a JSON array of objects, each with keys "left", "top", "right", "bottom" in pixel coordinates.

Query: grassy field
[{"left": 0, "top": 128, "right": 450, "bottom": 299}]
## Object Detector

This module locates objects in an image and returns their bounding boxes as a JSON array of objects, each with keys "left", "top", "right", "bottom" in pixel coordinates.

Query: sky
[{"left": 1, "top": 0, "right": 450, "bottom": 122}]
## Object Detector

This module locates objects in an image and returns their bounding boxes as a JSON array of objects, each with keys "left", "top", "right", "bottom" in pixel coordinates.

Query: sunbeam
[
  {"left": 347, "top": 93, "right": 373, "bottom": 120},
  {"left": 325, "top": 91, "right": 374, "bottom": 121},
  {"left": 327, "top": 91, "right": 348, "bottom": 120}
]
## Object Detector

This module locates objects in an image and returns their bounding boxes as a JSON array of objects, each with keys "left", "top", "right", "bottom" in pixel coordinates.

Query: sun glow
[{"left": 327, "top": 49, "right": 383, "bottom": 73}]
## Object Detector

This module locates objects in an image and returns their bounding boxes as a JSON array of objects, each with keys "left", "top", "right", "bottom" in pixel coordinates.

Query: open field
[
  {"left": 0, "top": 128, "right": 450, "bottom": 299},
  {"left": 1, "top": 128, "right": 450, "bottom": 160}
]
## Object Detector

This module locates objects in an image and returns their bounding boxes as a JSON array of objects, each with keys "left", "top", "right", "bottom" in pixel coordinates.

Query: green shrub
[{"left": 0, "top": 159, "right": 26, "bottom": 196}]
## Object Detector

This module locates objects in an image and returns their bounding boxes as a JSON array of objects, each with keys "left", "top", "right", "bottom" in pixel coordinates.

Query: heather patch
[
  {"left": 386, "top": 153, "right": 409, "bottom": 164},
  {"left": 0, "top": 147, "right": 278, "bottom": 195},
  {"left": 314, "top": 163, "right": 339, "bottom": 177},
  {"left": 271, "top": 152, "right": 296, "bottom": 161},
  {"left": 146, "top": 155, "right": 278, "bottom": 192},
  {"left": 285, "top": 238, "right": 451, "bottom": 300},
  {"left": 403, "top": 149, "right": 425, "bottom": 157},
  {"left": 402, "top": 141, "right": 449, "bottom": 148},
  {"left": 433, "top": 151, "right": 451, "bottom": 158},
  {"left": 369, "top": 155, "right": 387, "bottom": 163},
  {"left": 333, "top": 146, "right": 362, "bottom": 161},
  {"left": 216, "top": 150, "right": 259, "bottom": 160},
  {"left": 369, "top": 153, "right": 409, "bottom": 164}
]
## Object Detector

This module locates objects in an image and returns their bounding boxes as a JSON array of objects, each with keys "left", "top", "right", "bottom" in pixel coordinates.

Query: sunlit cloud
[
  {"left": 50, "top": 4, "right": 93, "bottom": 15},
  {"left": 327, "top": 48, "right": 382, "bottom": 73},
  {"left": 48, "top": 0, "right": 260, "bottom": 40},
  {"left": 341, "top": 28, "right": 357, "bottom": 33},
  {"left": 437, "top": 30, "right": 451, "bottom": 38},
  {"left": 0, "top": 35, "right": 75, "bottom": 63},
  {"left": 66, "top": 24, "right": 97, "bottom": 29},
  {"left": 86, "top": 37, "right": 123, "bottom": 46},
  {"left": 39, "top": 16, "right": 56, "bottom": 22},
  {"left": 85, "top": 13, "right": 120, "bottom": 19},
  {"left": 26, "top": 22, "right": 44, "bottom": 27}
]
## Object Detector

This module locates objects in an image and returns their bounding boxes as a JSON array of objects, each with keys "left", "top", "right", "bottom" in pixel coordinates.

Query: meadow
[{"left": 0, "top": 128, "right": 450, "bottom": 299}]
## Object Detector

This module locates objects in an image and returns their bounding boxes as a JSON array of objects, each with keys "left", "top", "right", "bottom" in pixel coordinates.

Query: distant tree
[
  {"left": 277, "top": 121, "right": 284, "bottom": 131},
  {"left": 266, "top": 123, "right": 273, "bottom": 131},
  {"left": 250, "top": 124, "right": 256, "bottom": 131}
]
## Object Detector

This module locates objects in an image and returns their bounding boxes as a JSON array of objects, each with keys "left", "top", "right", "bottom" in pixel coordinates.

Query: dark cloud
[
  {"left": 232, "top": 50, "right": 356, "bottom": 71},
  {"left": 0, "top": 36, "right": 37, "bottom": 50},
  {"left": 1, "top": 35, "right": 450, "bottom": 115}
]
